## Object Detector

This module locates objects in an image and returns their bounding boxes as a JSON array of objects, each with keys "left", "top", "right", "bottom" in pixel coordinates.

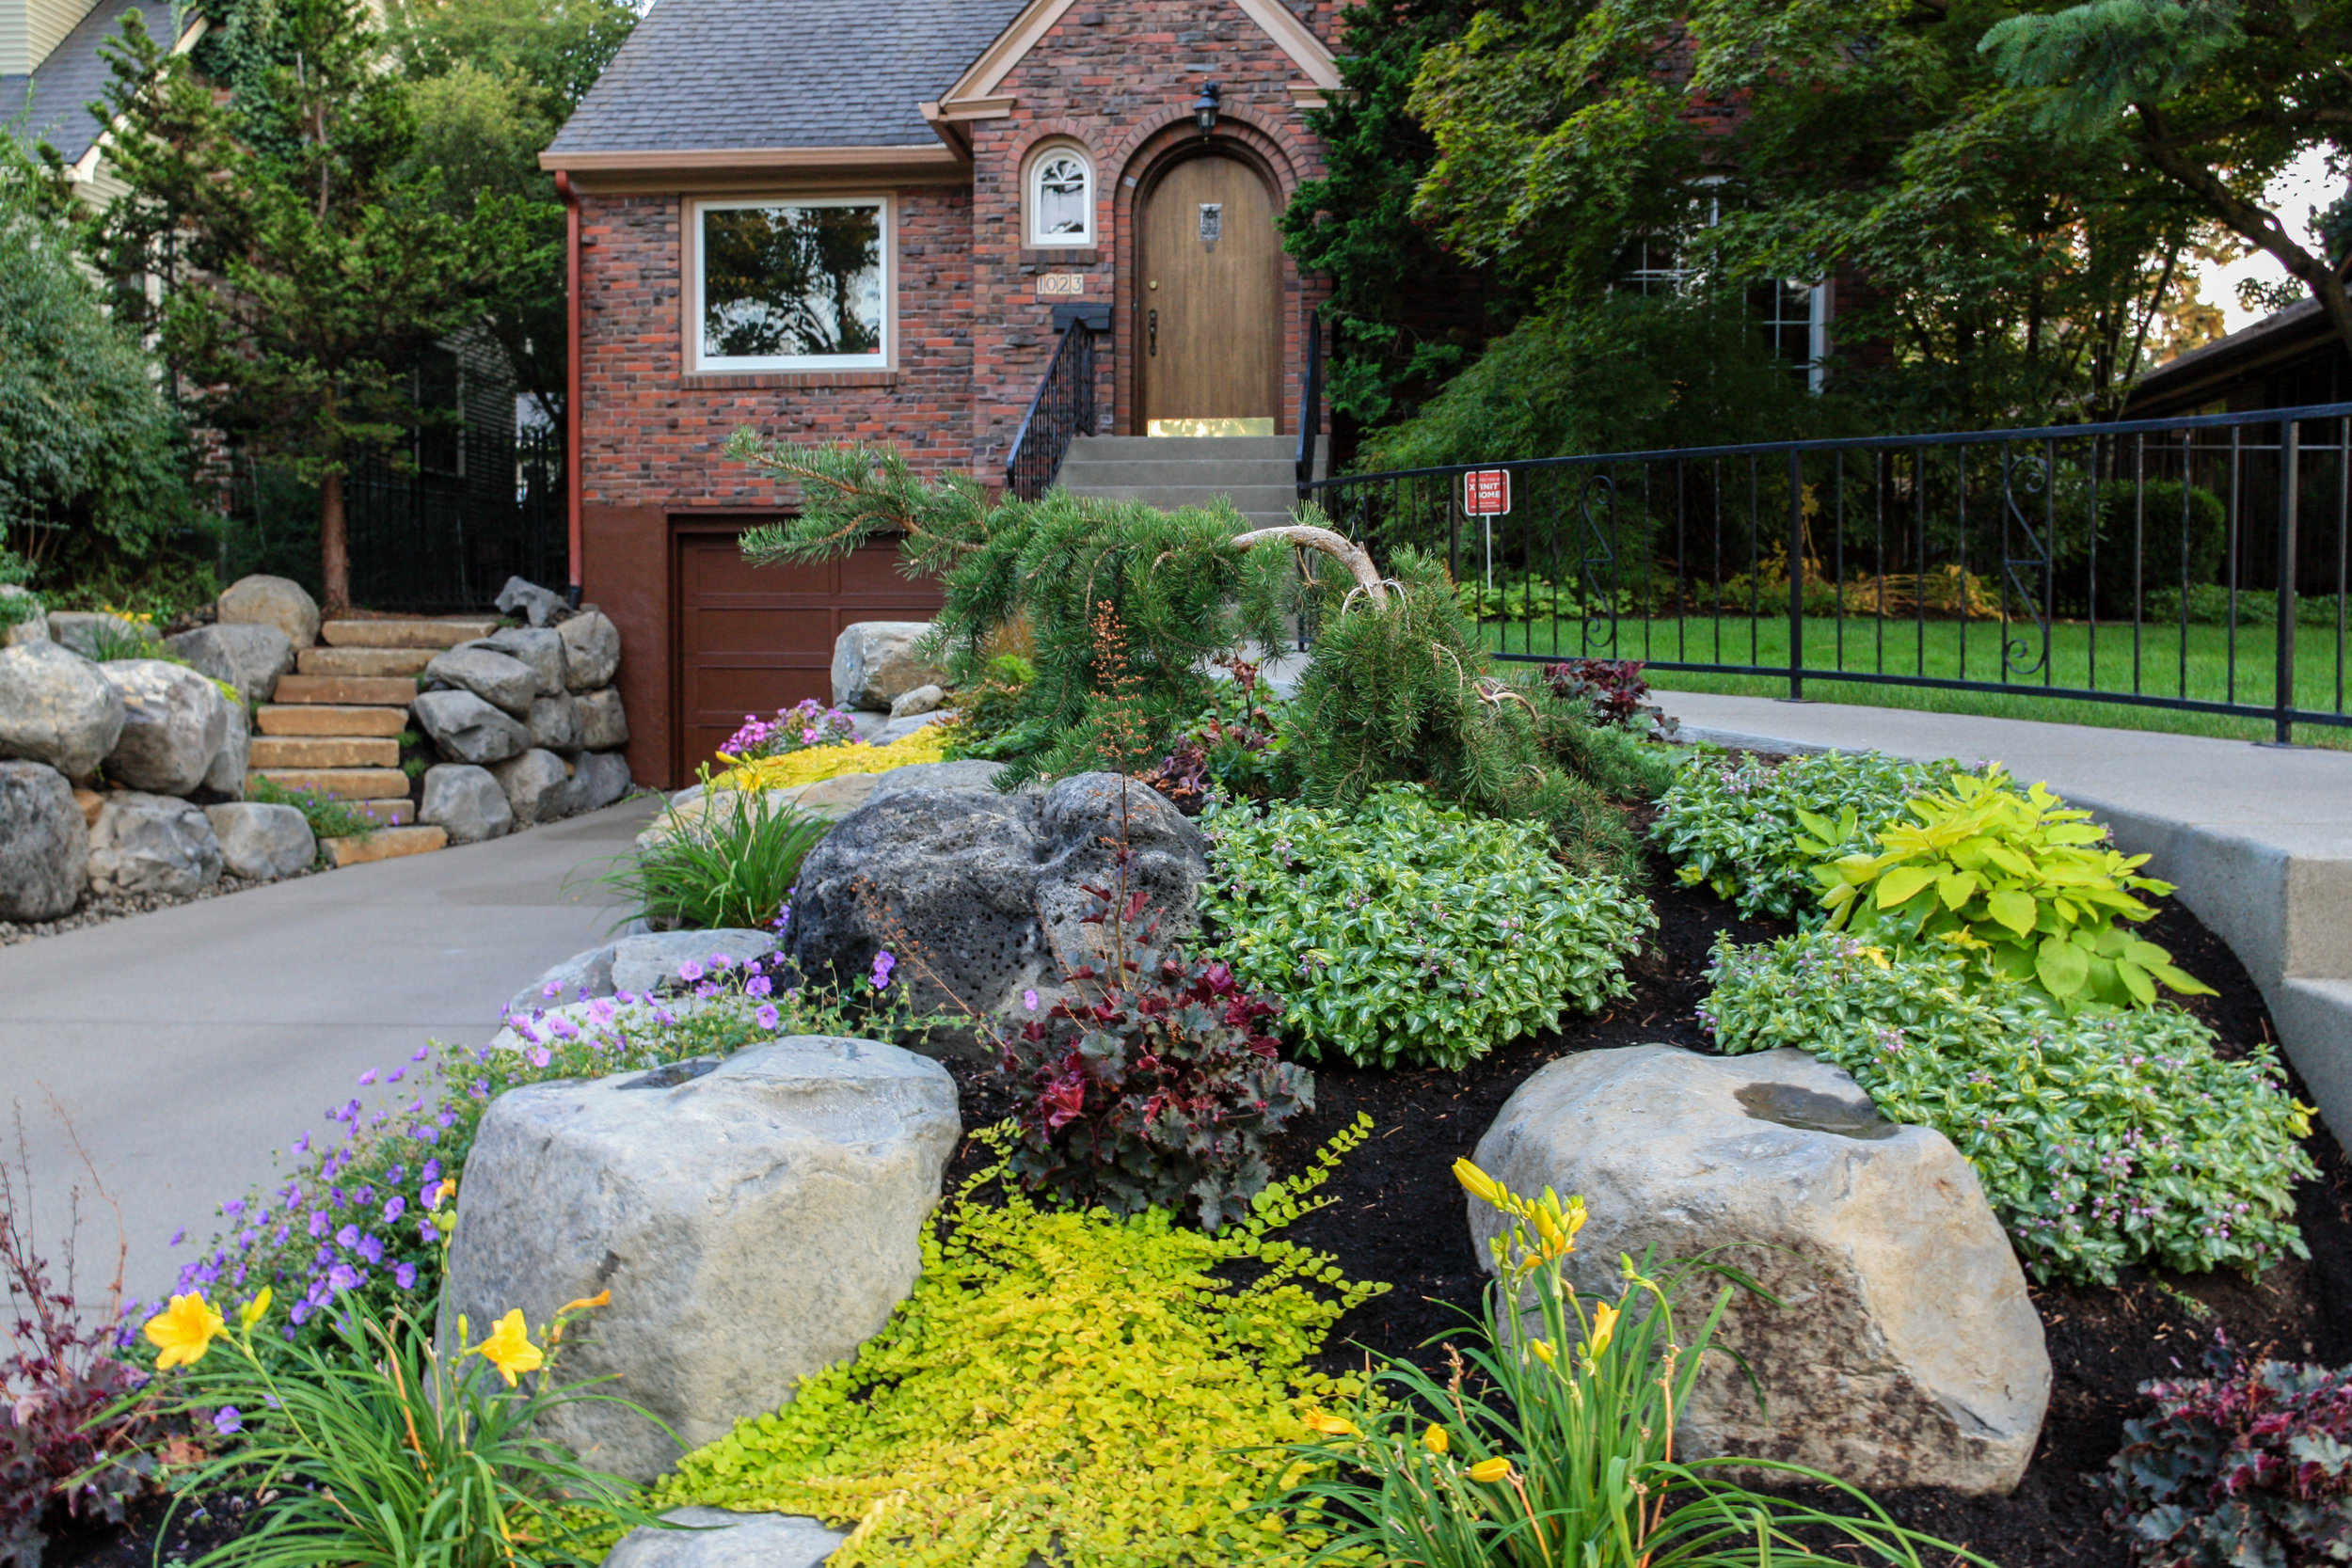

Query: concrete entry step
[
  {"left": 325, "top": 825, "right": 449, "bottom": 867},
  {"left": 319, "top": 617, "right": 500, "bottom": 650},
  {"left": 247, "top": 766, "right": 412, "bottom": 800},
  {"left": 256, "top": 705, "right": 409, "bottom": 738},
  {"left": 250, "top": 736, "right": 401, "bottom": 769},
  {"left": 271, "top": 674, "right": 418, "bottom": 706},
  {"left": 297, "top": 645, "right": 436, "bottom": 677}
]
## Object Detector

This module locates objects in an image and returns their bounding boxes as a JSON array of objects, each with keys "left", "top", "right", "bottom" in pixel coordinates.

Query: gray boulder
[
  {"left": 495, "top": 576, "right": 566, "bottom": 628},
  {"left": 468, "top": 626, "right": 567, "bottom": 697},
  {"left": 0, "top": 760, "right": 87, "bottom": 919},
  {"left": 99, "top": 659, "right": 230, "bottom": 796},
  {"left": 789, "top": 772, "right": 1205, "bottom": 1053},
  {"left": 603, "top": 1509, "right": 847, "bottom": 1568},
  {"left": 202, "top": 700, "right": 250, "bottom": 798},
  {"left": 1469, "top": 1044, "right": 2049, "bottom": 1496},
  {"left": 878, "top": 710, "right": 950, "bottom": 746},
  {"left": 0, "top": 641, "right": 126, "bottom": 782},
  {"left": 508, "top": 942, "right": 617, "bottom": 1018},
  {"left": 420, "top": 763, "right": 514, "bottom": 845},
  {"left": 204, "top": 801, "right": 314, "bottom": 880},
  {"left": 411, "top": 689, "right": 528, "bottom": 767},
  {"left": 46, "top": 610, "right": 150, "bottom": 659},
  {"left": 558, "top": 609, "right": 620, "bottom": 690},
  {"left": 612, "top": 928, "right": 779, "bottom": 997},
  {"left": 1, "top": 586, "right": 48, "bottom": 648},
  {"left": 87, "top": 791, "right": 224, "bottom": 896},
  {"left": 575, "top": 749, "right": 632, "bottom": 811},
  {"left": 443, "top": 1037, "right": 961, "bottom": 1481},
  {"left": 887, "top": 682, "right": 944, "bottom": 720},
  {"left": 525, "top": 691, "right": 581, "bottom": 752},
  {"left": 216, "top": 575, "right": 320, "bottom": 649},
  {"left": 164, "top": 623, "right": 294, "bottom": 706},
  {"left": 578, "top": 687, "right": 628, "bottom": 751},
  {"left": 425, "top": 646, "right": 537, "bottom": 719},
  {"left": 490, "top": 747, "right": 571, "bottom": 825},
  {"left": 830, "top": 621, "right": 939, "bottom": 711}
]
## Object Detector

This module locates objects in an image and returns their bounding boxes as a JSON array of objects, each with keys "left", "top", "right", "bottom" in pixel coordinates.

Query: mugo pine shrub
[
  {"left": 1705, "top": 932, "right": 2314, "bottom": 1284},
  {"left": 1201, "top": 784, "right": 1655, "bottom": 1069}
]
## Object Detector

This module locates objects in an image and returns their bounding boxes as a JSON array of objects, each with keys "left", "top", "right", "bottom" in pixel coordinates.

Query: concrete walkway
[
  {"left": 1661, "top": 690, "right": 2352, "bottom": 1132},
  {"left": 0, "top": 797, "right": 661, "bottom": 1305}
]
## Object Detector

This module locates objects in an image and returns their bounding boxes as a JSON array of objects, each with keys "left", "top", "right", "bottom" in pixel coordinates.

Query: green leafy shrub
[
  {"left": 598, "top": 783, "right": 830, "bottom": 931},
  {"left": 2107, "top": 1338, "right": 2352, "bottom": 1568},
  {"left": 2146, "top": 581, "right": 2343, "bottom": 628},
  {"left": 1705, "top": 931, "right": 2314, "bottom": 1284},
  {"left": 1285, "top": 1160, "right": 1982, "bottom": 1568},
  {"left": 1811, "top": 767, "right": 2211, "bottom": 1009},
  {"left": 654, "top": 1119, "right": 1386, "bottom": 1568},
  {"left": 1201, "top": 785, "right": 1655, "bottom": 1069},
  {"left": 2051, "top": 480, "right": 2227, "bottom": 620},
  {"left": 246, "top": 774, "right": 383, "bottom": 845},
  {"left": 1136, "top": 659, "right": 1299, "bottom": 814},
  {"left": 1652, "top": 750, "right": 1950, "bottom": 921},
  {"left": 1000, "top": 891, "right": 1310, "bottom": 1230}
]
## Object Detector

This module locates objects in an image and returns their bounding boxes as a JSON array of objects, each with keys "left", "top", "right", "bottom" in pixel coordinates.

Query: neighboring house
[
  {"left": 2123, "top": 297, "right": 2350, "bottom": 420},
  {"left": 2, "top": 0, "right": 199, "bottom": 207}
]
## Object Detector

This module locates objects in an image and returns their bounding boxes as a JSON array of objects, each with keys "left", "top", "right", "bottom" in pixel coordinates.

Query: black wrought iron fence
[
  {"left": 1006, "top": 321, "right": 1097, "bottom": 501},
  {"left": 1300, "top": 402, "right": 2352, "bottom": 743}
]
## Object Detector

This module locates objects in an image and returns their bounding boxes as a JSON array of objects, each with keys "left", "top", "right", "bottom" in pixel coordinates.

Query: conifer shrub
[
  {"left": 655, "top": 1120, "right": 1386, "bottom": 1568},
  {"left": 1202, "top": 785, "right": 1655, "bottom": 1070}
]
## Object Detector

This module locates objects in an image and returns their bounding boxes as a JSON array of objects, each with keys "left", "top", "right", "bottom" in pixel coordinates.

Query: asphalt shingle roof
[
  {"left": 2, "top": 0, "right": 171, "bottom": 166},
  {"left": 546, "top": 0, "right": 1032, "bottom": 156}
]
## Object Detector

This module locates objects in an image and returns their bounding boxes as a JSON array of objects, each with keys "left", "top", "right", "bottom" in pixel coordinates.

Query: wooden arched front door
[{"left": 1136, "top": 152, "right": 1282, "bottom": 432}]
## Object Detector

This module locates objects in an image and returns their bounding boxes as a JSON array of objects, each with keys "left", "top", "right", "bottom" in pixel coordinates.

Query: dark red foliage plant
[
  {"left": 997, "top": 885, "right": 1313, "bottom": 1232},
  {"left": 2, "top": 1110, "right": 157, "bottom": 1568},
  {"left": 1543, "top": 657, "right": 1671, "bottom": 734},
  {"left": 2108, "top": 1331, "right": 2352, "bottom": 1568}
]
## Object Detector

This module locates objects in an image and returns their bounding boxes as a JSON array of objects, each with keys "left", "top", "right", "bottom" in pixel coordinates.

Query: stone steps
[
  {"left": 297, "top": 645, "right": 436, "bottom": 677},
  {"left": 249, "top": 736, "right": 401, "bottom": 769},
  {"left": 272, "top": 673, "right": 419, "bottom": 706},
  {"left": 1055, "top": 435, "right": 1316, "bottom": 531},
  {"left": 247, "top": 766, "right": 412, "bottom": 800},
  {"left": 320, "top": 617, "right": 499, "bottom": 650},
  {"left": 325, "top": 825, "right": 450, "bottom": 866},
  {"left": 256, "top": 704, "right": 409, "bottom": 738}
]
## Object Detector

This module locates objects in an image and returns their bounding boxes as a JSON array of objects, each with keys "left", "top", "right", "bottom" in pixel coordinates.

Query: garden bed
[{"left": 944, "top": 859, "right": 2352, "bottom": 1568}]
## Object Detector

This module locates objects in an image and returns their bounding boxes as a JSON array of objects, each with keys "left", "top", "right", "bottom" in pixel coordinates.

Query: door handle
[{"left": 1147, "top": 309, "right": 1158, "bottom": 356}]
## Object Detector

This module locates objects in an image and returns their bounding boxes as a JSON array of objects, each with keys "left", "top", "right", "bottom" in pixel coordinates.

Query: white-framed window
[
  {"left": 1025, "top": 145, "right": 1093, "bottom": 246},
  {"left": 1608, "top": 185, "right": 1828, "bottom": 389},
  {"left": 693, "top": 196, "right": 891, "bottom": 372}
]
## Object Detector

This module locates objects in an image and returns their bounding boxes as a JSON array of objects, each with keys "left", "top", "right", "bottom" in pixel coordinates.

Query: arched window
[{"left": 1028, "top": 147, "right": 1093, "bottom": 246}]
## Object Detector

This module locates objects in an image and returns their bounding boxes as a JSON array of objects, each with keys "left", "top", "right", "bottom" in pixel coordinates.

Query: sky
[{"left": 2190, "top": 146, "right": 2340, "bottom": 333}]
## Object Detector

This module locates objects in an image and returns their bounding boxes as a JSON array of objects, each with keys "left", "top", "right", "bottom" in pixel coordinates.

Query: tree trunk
[{"left": 321, "top": 468, "right": 351, "bottom": 617}]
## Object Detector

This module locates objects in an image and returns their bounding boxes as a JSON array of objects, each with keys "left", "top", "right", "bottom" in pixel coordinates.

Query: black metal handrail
[
  {"left": 1295, "top": 309, "right": 1323, "bottom": 496},
  {"left": 1304, "top": 401, "right": 2352, "bottom": 744},
  {"left": 1005, "top": 322, "right": 1097, "bottom": 501}
]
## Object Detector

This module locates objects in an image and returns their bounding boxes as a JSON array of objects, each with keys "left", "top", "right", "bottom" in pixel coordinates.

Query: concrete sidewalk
[
  {"left": 0, "top": 797, "right": 661, "bottom": 1304},
  {"left": 1661, "top": 691, "right": 2352, "bottom": 1132}
]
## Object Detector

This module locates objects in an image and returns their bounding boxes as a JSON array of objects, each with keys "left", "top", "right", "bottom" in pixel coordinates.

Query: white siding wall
[{"left": 1, "top": 0, "right": 103, "bottom": 76}]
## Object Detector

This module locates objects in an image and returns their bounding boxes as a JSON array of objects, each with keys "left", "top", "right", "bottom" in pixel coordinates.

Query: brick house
[{"left": 542, "top": 0, "right": 1347, "bottom": 785}]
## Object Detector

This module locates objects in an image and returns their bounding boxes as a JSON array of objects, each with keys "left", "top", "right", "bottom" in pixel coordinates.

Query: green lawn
[{"left": 1483, "top": 614, "right": 2352, "bottom": 750}]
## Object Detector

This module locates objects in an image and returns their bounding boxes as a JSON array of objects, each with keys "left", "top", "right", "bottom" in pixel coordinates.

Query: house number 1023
[{"left": 1037, "top": 273, "right": 1088, "bottom": 297}]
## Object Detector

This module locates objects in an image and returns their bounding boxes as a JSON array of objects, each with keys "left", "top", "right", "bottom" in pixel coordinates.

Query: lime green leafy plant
[
  {"left": 1806, "top": 767, "right": 2211, "bottom": 1009},
  {"left": 655, "top": 1118, "right": 1387, "bottom": 1568},
  {"left": 1705, "top": 931, "right": 2314, "bottom": 1284},
  {"left": 1280, "top": 1159, "right": 1989, "bottom": 1568},
  {"left": 1200, "top": 784, "right": 1655, "bottom": 1070}
]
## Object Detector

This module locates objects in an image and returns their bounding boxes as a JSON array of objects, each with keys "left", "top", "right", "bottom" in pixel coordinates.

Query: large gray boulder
[
  {"left": 574, "top": 749, "right": 632, "bottom": 812},
  {"left": 204, "top": 801, "right": 314, "bottom": 880},
  {"left": 611, "top": 928, "right": 779, "bottom": 997},
  {"left": 577, "top": 687, "right": 628, "bottom": 751},
  {"left": 443, "top": 1037, "right": 961, "bottom": 1482},
  {"left": 509, "top": 942, "right": 617, "bottom": 1019},
  {"left": 462, "top": 627, "right": 567, "bottom": 697},
  {"left": 420, "top": 763, "right": 514, "bottom": 844},
  {"left": 491, "top": 747, "right": 571, "bottom": 825},
  {"left": 495, "top": 576, "right": 566, "bottom": 628},
  {"left": 215, "top": 575, "right": 320, "bottom": 649},
  {"left": 164, "top": 623, "right": 294, "bottom": 706},
  {"left": 46, "top": 610, "right": 149, "bottom": 659},
  {"left": 558, "top": 610, "right": 620, "bottom": 691},
  {"left": 603, "top": 1509, "right": 847, "bottom": 1568},
  {"left": 87, "top": 791, "right": 224, "bottom": 896},
  {"left": 525, "top": 691, "right": 581, "bottom": 752},
  {"left": 788, "top": 772, "right": 1206, "bottom": 1053},
  {"left": 830, "top": 622, "right": 939, "bottom": 711},
  {"left": 202, "top": 700, "right": 250, "bottom": 798},
  {"left": 0, "top": 641, "right": 125, "bottom": 782},
  {"left": 425, "top": 646, "right": 537, "bottom": 719},
  {"left": 411, "top": 689, "right": 528, "bottom": 767},
  {"left": 2, "top": 586, "right": 49, "bottom": 648},
  {"left": 0, "top": 760, "right": 87, "bottom": 920},
  {"left": 1469, "top": 1044, "right": 2049, "bottom": 1496},
  {"left": 98, "top": 659, "right": 231, "bottom": 796}
]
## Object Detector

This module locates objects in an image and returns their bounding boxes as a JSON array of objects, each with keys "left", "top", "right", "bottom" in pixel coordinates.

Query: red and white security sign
[{"left": 1465, "top": 468, "right": 1511, "bottom": 516}]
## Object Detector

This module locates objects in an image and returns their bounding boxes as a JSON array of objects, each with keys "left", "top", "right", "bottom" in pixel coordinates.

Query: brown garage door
[{"left": 672, "top": 521, "right": 944, "bottom": 781}]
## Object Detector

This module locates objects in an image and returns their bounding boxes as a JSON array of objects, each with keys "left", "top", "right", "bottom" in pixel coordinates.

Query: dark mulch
[{"left": 942, "top": 846, "right": 2352, "bottom": 1568}]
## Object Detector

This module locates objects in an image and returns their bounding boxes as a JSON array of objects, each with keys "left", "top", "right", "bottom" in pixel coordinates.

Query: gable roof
[
  {"left": 545, "top": 0, "right": 1031, "bottom": 162},
  {"left": 933, "top": 0, "right": 1337, "bottom": 120},
  {"left": 1, "top": 0, "right": 171, "bottom": 166}
]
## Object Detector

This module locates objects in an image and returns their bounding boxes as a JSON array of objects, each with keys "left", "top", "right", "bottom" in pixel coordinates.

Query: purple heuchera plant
[{"left": 2109, "top": 1332, "right": 2352, "bottom": 1567}]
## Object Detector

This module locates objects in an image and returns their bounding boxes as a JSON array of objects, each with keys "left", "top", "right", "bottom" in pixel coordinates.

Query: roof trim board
[{"left": 540, "top": 142, "right": 969, "bottom": 174}]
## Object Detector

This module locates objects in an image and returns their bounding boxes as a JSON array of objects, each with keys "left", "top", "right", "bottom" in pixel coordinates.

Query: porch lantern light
[{"left": 1192, "top": 81, "right": 1222, "bottom": 137}]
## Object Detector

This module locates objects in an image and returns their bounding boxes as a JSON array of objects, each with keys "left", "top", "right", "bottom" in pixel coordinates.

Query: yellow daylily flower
[
  {"left": 469, "top": 1309, "right": 545, "bottom": 1386},
  {"left": 1585, "top": 1301, "right": 1620, "bottom": 1363},
  {"left": 1529, "top": 1338, "right": 1557, "bottom": 1367},
  {"left": 555, "top": 1290, "right": 612, "bottom": 1319},
  {"left": 1452, "top": 1159, "right": 1506, "bottom": 1212},
  {"left": 238, "top": 1288, "right": 273, "bottom": 1332},
  {"left": 1467, "top": 1457, "right": 1514, "bottom": 1483},
  {"left": 145, "top": 1294, "right": 226, "bottom": 1370},
  {"left": 1422, "top": 1424, "right": 1449, "bottom": 1455},
  {"left": 1303, "top": 1407, "right": 1358, "bottom": 1437}
]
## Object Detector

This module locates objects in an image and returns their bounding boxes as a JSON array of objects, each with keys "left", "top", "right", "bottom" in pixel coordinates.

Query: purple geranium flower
[
  {"left": 394, "top": 1262, "right": 418, "bottom": 1291},
  {"left": 755, "top": 1004, "right": 781, "bottom": 1031},
  {"left": 213, "top": 1407, "right": 242, "bottom": 1436},
  {"left": 384, "top": 1196, "right": 405, "bottom": 1224},
  {"left": 870, "top": 950, "right": 897, "bottom": 990}
]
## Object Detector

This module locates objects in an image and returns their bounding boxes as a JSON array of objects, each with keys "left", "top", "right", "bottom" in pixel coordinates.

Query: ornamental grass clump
[
  {"left": 601, "top": 784, "right": 832, "bottom": 932},
  {"left": 1279, "top": 1160, "right": 1985, "bottom": 1568},
  {"left": 1201, "top": 784, "right": 1654, "bottom": 1069},
  {"left": 1704, "top": 931, "right": 2314, "bottom": 1284},
  {"left": 655, "top": 1119, "right": 1387, "bottom": 1568}
]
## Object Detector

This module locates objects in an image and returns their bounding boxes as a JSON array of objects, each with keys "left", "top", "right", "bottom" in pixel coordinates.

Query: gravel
[{"left": 0, "top": 863, "right": 326, "bottom": 946}]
